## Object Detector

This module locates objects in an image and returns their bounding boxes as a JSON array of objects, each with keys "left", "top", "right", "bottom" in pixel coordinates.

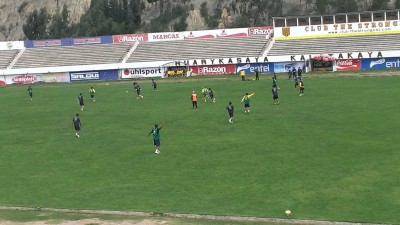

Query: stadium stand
[
  {"left": 0, "top": 49, "right": 19, "bottom": 69},
  {"left": 12, "top": 43, "right": 133, "bottom": 69},
  {"left": 127, "top": 35, "right": 269, "bottom": 63},
  {"left": 267, "top": 34, "right": 400, "bottom": 56}
]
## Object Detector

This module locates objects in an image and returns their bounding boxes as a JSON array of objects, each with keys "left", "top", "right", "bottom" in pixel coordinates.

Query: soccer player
[
  {"left": 272, "top": 85, "right": 279, "bottom": 105},
  {"left": 255, "top": 68, "right": 260, "bottom": 80},
  {"left": 151, "top": 79, "right": 158, "bottom": 91},
  {"left": 148, "top": 122, "right": 164, "bottom": 154},
  {"left": 134, "top": 83, "right": 144, "bottom": 99},
  {"left": 89, "top": 87, "right": 96, "bottom": 102},
  {"left": 201, "top": 87, "right": 208, "bottom": 102},
  {"left": 78, "top": 93, "right": 84, "bottom": 111},
  {"left": 72, "top": 113, "right": 81, "bottom": 138},
  {"left": 299, "top": 80, "right": 305, "bottom": 96},
  {"left": 226, "top": 102, "right": 234, "bottom": 124},
  {"left": 208, "top": 88, "right": 215, "bottom": 103},
  {"left": 288, "top": 69, "right": 292, "bottom": 80},
  {"left": 191, "top": 91, "right": 198, "bottom": 109},
  {"left": 292, "top": 67, "right": 297, "bottom": 79},
  {"left": 297, "top": 67, "right": 303, "bottom": 78},
  {"left": 241, "top": 92, "right": 255, "bottom": 113},
  {"left": 294, "top": 75, "right": 299, "bottom": 89},
  {"left": 240, "top": 69, "right": 246, "bottom": 81},
  {"left": 272, "top": 75, "right": 277, "bottom": 87},
  {"left": 27, "top": 86, "right": 33, "bottom": 100}
]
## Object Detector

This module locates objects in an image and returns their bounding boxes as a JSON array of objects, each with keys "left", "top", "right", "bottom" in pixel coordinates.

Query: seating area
[
  {"left": 12, "top": 43, "right": 133, "bottom": 69},
  {"left": 127, "top": 35, "right": 269, "bottom": 63},
  {"left": 0, "top": 49, "right": 19, "bottom": 69},
  {"left": 268, "top": 34, "right": 400, "bottom": 56}
]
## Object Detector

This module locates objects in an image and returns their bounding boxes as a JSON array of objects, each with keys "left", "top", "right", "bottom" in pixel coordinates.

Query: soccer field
[{"left": 0, "top": 74, "right": 399, "bottom": 224}]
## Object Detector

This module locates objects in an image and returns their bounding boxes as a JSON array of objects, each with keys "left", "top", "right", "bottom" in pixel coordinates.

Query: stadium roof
[{"left": 273, "top": 9, "right": 400, "bottom": 20}]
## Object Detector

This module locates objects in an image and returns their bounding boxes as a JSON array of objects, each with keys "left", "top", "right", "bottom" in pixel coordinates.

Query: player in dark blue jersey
[
  {"left": 272, "top": 85, "right": 279, "bottom": 105},
  {"left": 72, "top": 113, "right": 81, "bottom": 138},
  {"left": 208, "top": 88, "right": 215, "bottom": 103},
  {"left": 27, "top": 86, "right": 33, "bottom": 101},
  {"left": 151, "top": 79, "right": 158, "bottom": 91},
  {"left": 78, "top": 93, "right": 84, "bottom": 111},
  {"left": 226, "top": 102, "right": 234, "bottom": 123}
]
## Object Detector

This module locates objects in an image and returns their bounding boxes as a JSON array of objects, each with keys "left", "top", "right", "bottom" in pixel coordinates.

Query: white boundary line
[{"left": 0, "top": 206, "right": 391, "bottom": 225}]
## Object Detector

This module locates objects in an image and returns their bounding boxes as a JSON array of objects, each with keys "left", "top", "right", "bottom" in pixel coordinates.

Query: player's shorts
[
  {"left": 228, "top": 112, "right": 233, "bottom": 117},
  {"left": 209, "top": 94, "right": 214, "bottom": 99},
  {"left": 244, "top": 103, "right": 250, "bottom": 108},
  {"left": 153, "top": 139, "right": 160, "bottom": 146},
  {"left": 29, "top": 93, "right": 32, "bottom": 97},
  {"left": 273, "top": 95, "right": 278, "bottom": 100},
  {"left": 74, "top": 125, "right": 80, "bottom": 131},
  {"left": 136, "top": 90, "right": 141, "bottom": 95},
  {"left": 300, "top": 87, "right": 305, "bottom": 90},
  {"left": 79, "top": 102, "right": 84, "bottom": 106},
  {"left": 90, "top": 94, "right": 95, "bottom": 98}
]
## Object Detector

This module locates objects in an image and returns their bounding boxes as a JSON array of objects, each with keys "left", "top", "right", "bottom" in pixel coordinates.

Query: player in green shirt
[
  {"left": 201, "top": 87, "right": 208, "bottom": 102},
  {"left": 148, "top": 122, "right": 164, "bottom": 154},
  {"left": 89, "top": 87, "right": 96, "bottom": 102},
  {"left": 241, "top": 92, "right": 255, "bottom": 113},
  {"left": 27, "top": 86, "right": 33, "bottom": 101}
]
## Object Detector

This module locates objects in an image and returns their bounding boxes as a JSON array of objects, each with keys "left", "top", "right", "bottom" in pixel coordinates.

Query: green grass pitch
[{"left": 0, "top": 74, "right": 399, "bottom": 224}]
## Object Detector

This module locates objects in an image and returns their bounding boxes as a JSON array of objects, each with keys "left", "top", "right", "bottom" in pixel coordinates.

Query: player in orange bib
[{"left": 191, "top": 91, "right": 198, "bottom": 109}]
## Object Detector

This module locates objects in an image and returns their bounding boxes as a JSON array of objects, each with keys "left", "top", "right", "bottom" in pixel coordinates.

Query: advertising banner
[
  {"left": 32, "top": 39, "right": 62, "bottom": 47},
  {"left": 275, "top": 20, "right": 400, "bottom": 39},
  {"left": 70, "top": 72, "right": 99, "bottom": 81},
  {"left": 70, "top": 70, "right": 118, "bottom": 81},
  {"left": 0, "top": 41, "right": 24, "bottom": 50},
  {"left": 248, "top": 27, "right": 274, "bottom": 36},
  {"left": 100, "top": 36, "right": 113, "bottom": 44},
  {"left": 0, "top": 76, "right": 6, "bottom": 86},
  {"left": 5, "top": 74, "right": 38, "bottom": 84},
  {"left": 73, "top": 37, "right": 102, "bottom": 45},
  {"left": 236, "top": 63, "right": 273, "bottom": 74},
  {"left": 121, "top": 67, "right": 164, "bottom": 78},
  {"left": 148, "top": 32, "right": 183, "bottom": 42},
  {"left": 182, "top": 28, "right": 249, "bottom": 40},
  {"left": 165, "top": 66, "right": 187, "bottom": 77},
  {"left": 361, "top": 57, "right": 400, "bottom": 70},
  {"left": 112, "top": 33, "right": 149, "bottom": 44},
  {"left": 274, "top": 62, "right": 306, "bottom": 73},
  {"left": 189, "top": 64, "right": 235, "bottom": 76},
  {"left": 41, "top": 73, "right": 70, "bottom": 83},
  {"left": 336, "top": 59, "right": 361, "bottom": 71}
]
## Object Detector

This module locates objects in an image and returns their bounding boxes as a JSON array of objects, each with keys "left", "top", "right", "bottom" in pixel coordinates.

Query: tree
[
  {"left": 23, "top": 8, "right": 49, "bottom": 40},
  {"left": 369, "top": 0, "right": 390, "bottom": 10},
  {"left": 218, "top": 8, "right": 232, "bottom": 29},
  {"left": 48, "top": 4, "right": 70, "bottom": 38},
  {"left": 330, "top": 0, "right": 358, "bottom": 13},
  {"left": 315, "top": 0, "right": 328, "bottom": 14},
  {"left": 186, "top": 9, "right": 207, "bottom": 30}
]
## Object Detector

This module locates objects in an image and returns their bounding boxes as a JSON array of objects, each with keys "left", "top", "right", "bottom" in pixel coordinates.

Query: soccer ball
[
  {"left": 107, "top": 83, "right": 109, "bottom": 86},
  {"left": 285, "top": 210, "right": 291, "bottom": 216},
  {"left": 126, "top": 91, "right": 128, "bottom": 93}
]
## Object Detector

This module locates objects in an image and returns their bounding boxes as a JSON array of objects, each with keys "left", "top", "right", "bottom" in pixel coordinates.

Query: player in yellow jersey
[
  {"left": 241, "top": 92, "right": 255, "bottom": 113},
  {"left": 89, "top": 87, "right": 96, "bottom": 102},
  {"left": 201, "top": 87, "right": 208, "bottom": 102}
]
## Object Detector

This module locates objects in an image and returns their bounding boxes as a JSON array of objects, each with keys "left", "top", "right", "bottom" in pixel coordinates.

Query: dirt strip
[{"left": 0, "top": 206, "right": 389, "bottom": 225}]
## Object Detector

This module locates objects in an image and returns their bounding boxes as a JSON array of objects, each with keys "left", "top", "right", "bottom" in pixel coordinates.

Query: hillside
[{"left": 0, "top": 0, "right": 90, "bottom": 41}]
